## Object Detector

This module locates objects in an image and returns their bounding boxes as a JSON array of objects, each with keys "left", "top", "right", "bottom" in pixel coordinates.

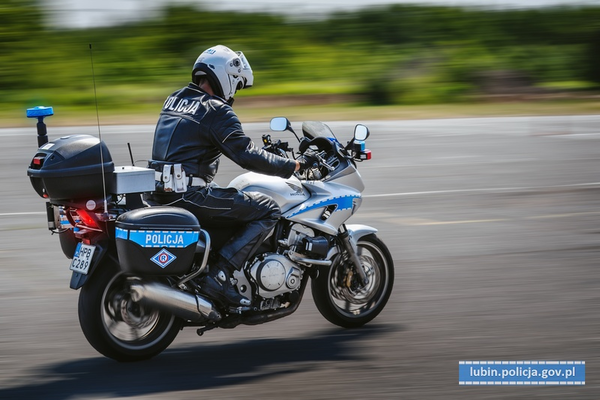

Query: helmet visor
[{"left": 235, "top": 51, "right": 253, "bottom": 88}]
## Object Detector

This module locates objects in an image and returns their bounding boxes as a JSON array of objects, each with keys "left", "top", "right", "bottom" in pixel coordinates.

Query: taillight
[{"left": 74, "top": 209, "right": 99, "bottom": 229}]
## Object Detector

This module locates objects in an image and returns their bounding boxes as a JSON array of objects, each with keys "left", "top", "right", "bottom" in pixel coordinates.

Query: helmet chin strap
[{"left": 225, "top": 77, "right": 243, "bottom": 106}]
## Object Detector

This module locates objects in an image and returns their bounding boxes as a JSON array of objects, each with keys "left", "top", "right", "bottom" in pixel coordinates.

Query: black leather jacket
[{"left": 151, "top": 83, "right": 296, "bottom": 183}]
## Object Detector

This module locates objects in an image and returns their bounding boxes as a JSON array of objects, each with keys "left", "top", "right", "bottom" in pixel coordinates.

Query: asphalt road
[{"left": 0, "top": 115, "right": 599, "bottom": 399}]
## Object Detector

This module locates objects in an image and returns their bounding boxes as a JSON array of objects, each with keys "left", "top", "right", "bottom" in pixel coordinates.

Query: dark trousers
[{"left": 149, "top": 186, "right": 281, "bottom": 270}]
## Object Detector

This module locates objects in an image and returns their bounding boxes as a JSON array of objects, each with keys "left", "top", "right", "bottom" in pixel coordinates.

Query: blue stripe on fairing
[{"left": 288, "top": 195, "right": 359, "bottom": 218}]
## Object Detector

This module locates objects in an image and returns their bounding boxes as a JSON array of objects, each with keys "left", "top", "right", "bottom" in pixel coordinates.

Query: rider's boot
[{"left": 201, "top": 258, "right": 251, "bottom": 307}]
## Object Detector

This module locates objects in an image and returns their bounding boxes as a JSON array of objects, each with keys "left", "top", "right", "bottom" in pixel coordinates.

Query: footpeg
[{"left": 228, "top": 306, "right": 252, "bottom": 314}]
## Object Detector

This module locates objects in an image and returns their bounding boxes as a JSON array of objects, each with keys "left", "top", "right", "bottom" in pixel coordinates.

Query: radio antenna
[
  {"left": 89, "top": 43, "right": 108, "bottom": 215},
  {"left": 127, "top": 143, "right": 135, "bottom": 166}
]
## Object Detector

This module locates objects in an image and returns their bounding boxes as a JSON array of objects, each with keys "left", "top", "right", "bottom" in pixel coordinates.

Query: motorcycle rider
[{"left": 148, "top": 45, "right": 313, "bottom": 307}]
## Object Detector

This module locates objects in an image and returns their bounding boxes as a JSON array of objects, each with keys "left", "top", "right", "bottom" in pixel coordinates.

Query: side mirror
[
  {"left": 354, "top": 124, "right": 369, "bottom": 141},
  {"left": 270, "top": 117, "right": 291, "bottom": 132}
]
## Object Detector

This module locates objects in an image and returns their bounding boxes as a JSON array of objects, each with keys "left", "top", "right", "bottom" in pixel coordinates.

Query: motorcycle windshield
[{"left": 301, "top": 121, "right": 336, "bottom": 140}]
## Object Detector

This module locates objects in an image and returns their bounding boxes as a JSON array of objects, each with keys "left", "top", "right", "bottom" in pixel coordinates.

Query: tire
[
  {"left": 78, "top": 259, "right": 183, "bottom": 362},
  {"left": 312, "top": 234, "right": 394, "bottom": 328}
]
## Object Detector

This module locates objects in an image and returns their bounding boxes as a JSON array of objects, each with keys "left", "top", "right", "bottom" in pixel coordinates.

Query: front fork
[{"left": 338, "top": 225, "right": 369, "bottom": 286}]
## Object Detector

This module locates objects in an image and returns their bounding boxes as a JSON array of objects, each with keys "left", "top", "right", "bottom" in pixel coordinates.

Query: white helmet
[{"left": 192, "top": 45, "right": 254, "bottom": 102}]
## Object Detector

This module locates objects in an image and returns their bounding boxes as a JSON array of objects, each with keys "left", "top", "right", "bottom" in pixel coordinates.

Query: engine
[
  {"left": 233, "top": 223, "right": 330, "bottom": 310},
  {"left": 247, "top": 253, "right": 302, "bottom": 299}
]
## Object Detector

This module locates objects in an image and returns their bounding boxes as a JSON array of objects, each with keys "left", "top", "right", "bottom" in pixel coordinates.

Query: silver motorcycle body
[{"left": 27, "top": 113, "right": 394, "bottom": 362}]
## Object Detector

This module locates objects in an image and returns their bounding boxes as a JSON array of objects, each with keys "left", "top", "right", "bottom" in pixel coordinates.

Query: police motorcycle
[{"left": 26, "top": 106, "right": 394, "bottom": 362}]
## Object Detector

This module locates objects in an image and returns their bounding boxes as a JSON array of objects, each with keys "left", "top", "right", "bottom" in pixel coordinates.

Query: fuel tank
[{"left": 228, "top": 172, "right": 309, "bottom": 213}]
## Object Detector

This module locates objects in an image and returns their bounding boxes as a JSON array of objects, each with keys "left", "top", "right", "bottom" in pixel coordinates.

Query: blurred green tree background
[{"left": 2, "top": 0, "right": 599, "bottom": 120}]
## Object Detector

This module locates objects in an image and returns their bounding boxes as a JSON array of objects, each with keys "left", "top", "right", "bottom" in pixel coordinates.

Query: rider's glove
[{"left": 297, "top": 152, "right": 319, "bottom": 172}]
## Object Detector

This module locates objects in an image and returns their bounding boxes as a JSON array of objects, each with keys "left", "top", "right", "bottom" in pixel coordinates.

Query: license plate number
[{"left": 70, "top": 243, "right": 96, "bottom": 275}]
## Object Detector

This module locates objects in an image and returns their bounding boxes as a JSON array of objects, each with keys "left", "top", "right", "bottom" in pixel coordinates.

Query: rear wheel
[
  {"left": 312, "top": 234, "right": 394, "bottom": 328},
  {"left": 78, "top": 260, "right": 183, "bottom": 362}
]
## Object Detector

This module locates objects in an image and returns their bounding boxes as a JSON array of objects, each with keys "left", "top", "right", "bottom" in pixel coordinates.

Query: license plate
[{"left": 70, "top": 243, "right": 96, "bottom": 275}]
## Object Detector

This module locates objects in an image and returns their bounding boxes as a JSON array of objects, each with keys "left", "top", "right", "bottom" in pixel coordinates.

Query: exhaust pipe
[{"left": 129, "top": 280, "right": 221, "bottom": 322}]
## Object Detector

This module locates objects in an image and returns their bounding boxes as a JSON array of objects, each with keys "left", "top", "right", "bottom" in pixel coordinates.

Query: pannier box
[
  {"left": 27, "top": 134, "right": 115, "bottom": 201},
  {"left": 115, "top": 207, "right": 200, "bottom": 276},
  {"left": 113, "top": 166, "right": 155, "bottom": 194}
]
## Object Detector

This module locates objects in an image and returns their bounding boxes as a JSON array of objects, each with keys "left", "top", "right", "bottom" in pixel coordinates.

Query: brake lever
[
  {"left": 320, "top": 160, "right": 335, "bottom": 171},
  {"left": 315, "top": 151, "right": 335, "bottom": 171}
]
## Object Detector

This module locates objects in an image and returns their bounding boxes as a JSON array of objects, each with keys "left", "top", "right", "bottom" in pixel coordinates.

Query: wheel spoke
[
  {"left": 106, "top": 318, "right": 120, "bottom": 333},
  {"left": 344, "top": 297, "right": 351, "bottom": 312},
  {"left": 129, "top": 326, "right": 142, "bottom": 341}
]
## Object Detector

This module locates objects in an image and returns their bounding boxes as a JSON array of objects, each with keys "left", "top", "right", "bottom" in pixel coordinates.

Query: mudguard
[
  {"left": 325, "top": 224, "right": 377, "bottom": 261},
  {"left": 69, "top": 243, "right": 110, "bottom": 290},
  {"left": 346, "top": 224, "right": 378, "bottom": 247}
]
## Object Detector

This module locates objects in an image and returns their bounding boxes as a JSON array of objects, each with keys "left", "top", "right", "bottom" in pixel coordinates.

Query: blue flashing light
[{"left": 26, "top": 106, "right": 54, "bottom": 118}]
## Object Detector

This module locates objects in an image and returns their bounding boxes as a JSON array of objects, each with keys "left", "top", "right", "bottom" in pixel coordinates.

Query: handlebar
[
  {"left": 262, "top": 133, "right": 344, "bottom": 180},
  {"left": 262, "top": 134, "right": 291, "bottom": 159}
]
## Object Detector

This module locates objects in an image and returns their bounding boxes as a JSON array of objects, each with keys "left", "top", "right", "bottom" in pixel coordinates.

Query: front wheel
[
  {"left": 78, "top": 259, "right": 183, "bottom": 362},
  {"left": 312, "top": 234, "right": 394, "bottom": 328}
]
